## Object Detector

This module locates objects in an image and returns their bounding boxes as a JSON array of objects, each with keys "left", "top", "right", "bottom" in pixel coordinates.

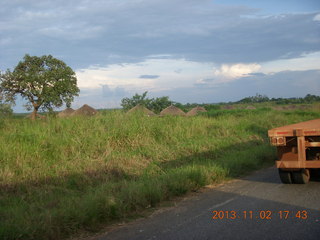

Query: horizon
[
  {"left": 11, "top": 93, "right": 319, "bottom": 114},
  {"left": 1, "top": 0, "right": 319, "bottom": 113}
]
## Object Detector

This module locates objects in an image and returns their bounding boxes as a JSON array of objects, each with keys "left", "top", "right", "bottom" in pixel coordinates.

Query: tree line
[
  {"left": 121, "top": 92, "right": 320, "bottom": 113},
  {"left": 237, "top": 93, "right": 320, "bottom": 104}
]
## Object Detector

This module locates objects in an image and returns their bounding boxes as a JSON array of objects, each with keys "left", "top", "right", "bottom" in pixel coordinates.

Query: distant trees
[
  {"left": 238, "top": 93, "right": 320, "bottom": 105},
  {"left": 121, "top": 91, "right": 173, "bottom": 113},
  {"left": 270, "top": 94, "right": 320, "bottom": 104},
  {"left": 0, "top": 54, "right": 80, "bottom": 120},
  {"left": 238, "top": 94, "right": 269, "bottom": 103},
  {"left": 299, "top": 94, "right": 320, "bottom": 103},
  {"left": 122, "top": 91, "right": 320, "bottom": 114}
]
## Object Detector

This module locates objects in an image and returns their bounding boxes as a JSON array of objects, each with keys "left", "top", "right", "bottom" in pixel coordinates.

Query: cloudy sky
[{"left": 1, "top": 0, "right": 319, "bottom": 112}]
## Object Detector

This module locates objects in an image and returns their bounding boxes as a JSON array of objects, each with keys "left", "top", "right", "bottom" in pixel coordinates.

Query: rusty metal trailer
[{"left": 268, "top": 118, "right": 320, "bottom": 184}]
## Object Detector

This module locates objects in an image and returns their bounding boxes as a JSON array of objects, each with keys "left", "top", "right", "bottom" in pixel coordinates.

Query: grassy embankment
[{"left": 0, "top": 107, "right": 319, "bottom": 239}]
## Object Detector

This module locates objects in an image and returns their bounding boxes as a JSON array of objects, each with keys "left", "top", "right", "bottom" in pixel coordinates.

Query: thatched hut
[
  {"left": 71, "top": 104, "right": 98, "bottom": 116},
  {"left": 58, "top": 107, "right": 75, "bottom": 118},
  {"left": 245, "top": 105, "right": 256, "bottom": 110},
  {"left": 160, "top": 105, "right": 186, "bottom": 116},
  {"left": 186, "top": 106, "right": 207, "bottom": 116},
  {"left": 127, "top": 104, "right": 156, "bottom": 116}
]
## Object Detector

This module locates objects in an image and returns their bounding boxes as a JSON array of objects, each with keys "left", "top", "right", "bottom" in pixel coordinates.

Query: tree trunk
[
  {"left": 31, "top": 108, "right": 38, "bottom": 120},
  {"left": 31, "top": 103, "right": 39, "bottom": 121}
]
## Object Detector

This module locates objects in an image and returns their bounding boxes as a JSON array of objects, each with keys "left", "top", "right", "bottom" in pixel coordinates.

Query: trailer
[{"left": 268, "top": 118, "right": 320, "bottom": 184}]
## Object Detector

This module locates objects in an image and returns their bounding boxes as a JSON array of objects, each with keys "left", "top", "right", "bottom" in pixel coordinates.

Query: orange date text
[{"left": 211, "top": 210, "right": 308, "bottom": 220}]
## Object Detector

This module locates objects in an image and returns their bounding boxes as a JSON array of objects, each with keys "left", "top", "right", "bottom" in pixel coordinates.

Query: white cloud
[
  {"left": 213, "top": 63, "right": 261, "bottom": 81},
  {"left": 313, "top": 13, "right": 320, "bottom": 21},
  {"left": 75, "top": 58, "right": 213, "bottom": 92},
  {"left": 75, "top": 52, "right": 320, "bottom": 100},
  {"left": 261, "top": 51, "right": 320, "bottom": 73}
]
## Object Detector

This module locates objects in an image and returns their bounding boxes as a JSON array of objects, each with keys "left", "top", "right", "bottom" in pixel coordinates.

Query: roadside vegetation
[{"left": 1, "top": 106, "right": 320, "bottom": 239}]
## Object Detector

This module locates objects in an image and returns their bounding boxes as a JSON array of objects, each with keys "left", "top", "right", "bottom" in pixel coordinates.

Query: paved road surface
[{"left": 92, "top": 167, "right": 320, "bottom": 240}]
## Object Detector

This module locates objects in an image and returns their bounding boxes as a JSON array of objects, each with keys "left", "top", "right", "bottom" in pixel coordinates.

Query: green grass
[{"left": 0, "top": 108, "right": 319, "bottom": 239}]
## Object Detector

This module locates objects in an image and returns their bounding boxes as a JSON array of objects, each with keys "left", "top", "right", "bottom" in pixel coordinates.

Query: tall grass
[{"left": 0, "top": 108, "right": 319, "bottom": 239}]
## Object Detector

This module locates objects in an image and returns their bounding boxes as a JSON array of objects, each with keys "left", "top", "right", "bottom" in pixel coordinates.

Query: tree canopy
[
  {"left": 237, "top": 93, "right": 269, "bottom": 103},
  {"left": 0, "top": 54, "right": 80, "bottom": 119}
]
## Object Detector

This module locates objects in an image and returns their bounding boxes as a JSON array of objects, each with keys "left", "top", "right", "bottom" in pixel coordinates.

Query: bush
[{"left": 0, "top": 103, "right": 13, "bottom": 118}]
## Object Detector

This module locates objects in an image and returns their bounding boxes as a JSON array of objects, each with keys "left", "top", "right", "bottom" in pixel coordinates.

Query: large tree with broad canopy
[{"left": 0, "top": 54, "right": 80, "bottom": 119}]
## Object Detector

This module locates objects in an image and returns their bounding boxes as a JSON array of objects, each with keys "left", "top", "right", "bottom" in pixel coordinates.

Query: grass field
[{"left": 1, "top": 107, "right": 320, "bottom": 239}]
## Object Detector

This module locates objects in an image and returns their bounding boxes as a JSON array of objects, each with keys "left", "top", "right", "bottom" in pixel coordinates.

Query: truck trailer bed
[
  {"left": 268, "top": 118, "right": 320, "bottom": 137},
  {"left": 268, "top": 118, "right": 320, "bottom": 184}
]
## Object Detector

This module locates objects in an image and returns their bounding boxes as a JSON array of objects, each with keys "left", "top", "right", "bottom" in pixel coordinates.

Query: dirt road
[{"left": 92, "top": 167, "right": 320, "bottom": 240}]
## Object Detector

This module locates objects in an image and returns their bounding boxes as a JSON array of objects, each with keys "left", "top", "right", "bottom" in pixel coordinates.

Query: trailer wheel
[
  {"left": 292, "top": 169, "right": 310, "bottom": 184},
  {"left": 278, "top": 169, "right": 292, "bottom": 184}
]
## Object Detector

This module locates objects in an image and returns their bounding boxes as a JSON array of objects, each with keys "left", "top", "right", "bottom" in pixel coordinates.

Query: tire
[
  {"left": 310, "top": 169, "right": 320, "bottom": 181},
  {"left": 278, "top": 169, "right": 292, "bottom": 184},
  {"left": 292, "top": 169, "right": 310, "bottom": 184}
]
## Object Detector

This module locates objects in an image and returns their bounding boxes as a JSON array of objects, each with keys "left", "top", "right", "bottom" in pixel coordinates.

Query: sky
[{"left": 0, "top": 0, "right": 319, "bottom": 112}]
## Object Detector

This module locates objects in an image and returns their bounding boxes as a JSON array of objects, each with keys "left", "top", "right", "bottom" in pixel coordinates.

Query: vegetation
[
  {"left": 1, "top": 107, "right": 319, "bottom": 239},
  {"left": 121, "top": 92, "right": 320, "bottom": 114},
  {"left": 237, "top": 93, "right": 270, "bottom": 103},
  {"left": 0, "top": 93, "right": 13, "bottom": 118},
  {"left": 121, "top": 91, "right": 173, "bottom": 113},
  {"left": 237, "top": 93, "right": 320, "bottom": 105},
  {"left": 0, "top": 103, "right": 12, "bottom": 118},
  {"left": 0, "top": 54, "right": 79, "bottom": 120},
  {"left": 120, "top": 92, "right": 220, "bottom": 113}
]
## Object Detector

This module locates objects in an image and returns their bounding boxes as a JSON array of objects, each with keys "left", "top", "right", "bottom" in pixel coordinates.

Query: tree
[
  {"left": 121, "top": 91, "right": 151, "bottom": 111},
  {"left": 149, "top": 96, "right": 172, "bottom": 113},
  {"left": 0, "top": 54, "right": 79, "bottom": 120},
  {"left": 304, "top": 94, "right": 320, "bottom": 103},
  {"left": 121, "top": 92, "right": 173, "bottom": 113},
  {"left": 238, "top": 93, "right": 269, "bottom": 103}
]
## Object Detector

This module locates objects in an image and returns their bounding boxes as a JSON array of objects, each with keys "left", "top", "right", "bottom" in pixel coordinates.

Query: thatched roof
[
  {"left": 71, "top": 104, "right": 98, "bottom": 116},
  {"left": 160, "top": 105, "right": 186, "bottom": 116},
  {"left": 127, "top": 104, "right": 156, "bottom": 116},
  {"left": 58, "top": 107, "right": 75, "bottom": 118},
  {"left": 245, "top": 106, "right": 256, "bottom": 110},
  {"left": 186, "top": 106, "right": 207, "bottom": 116}
]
